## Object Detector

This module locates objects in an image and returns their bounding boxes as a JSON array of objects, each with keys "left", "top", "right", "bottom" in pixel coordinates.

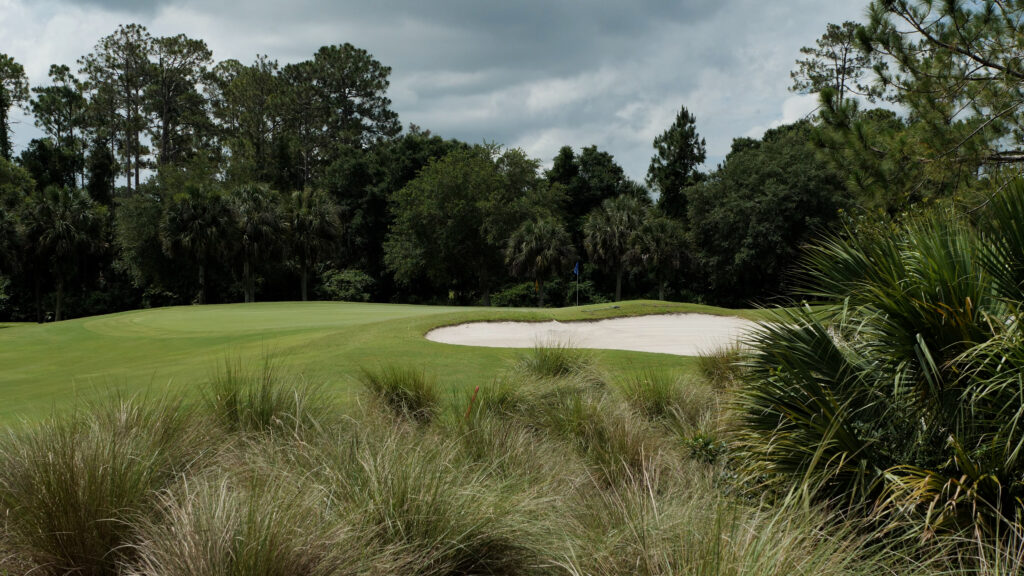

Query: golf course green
[{"left": 0, "top": 300, "right": 760, "bottom": 421}]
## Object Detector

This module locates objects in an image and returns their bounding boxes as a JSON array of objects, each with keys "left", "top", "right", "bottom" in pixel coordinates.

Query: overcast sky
[{"left": 1, "top": 0, "right": 871, "bottom": 182}]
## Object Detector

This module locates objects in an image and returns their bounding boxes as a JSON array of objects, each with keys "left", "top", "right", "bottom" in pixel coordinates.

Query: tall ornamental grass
[
  {"left": 5, "top": 327, "right": 1019, "bottom": 574},
  {"left": 0, "top": 397, "right": 210, "bottom": 575},
  {"left": 206, "top": 356, "right": 330, "bottom": 435}
]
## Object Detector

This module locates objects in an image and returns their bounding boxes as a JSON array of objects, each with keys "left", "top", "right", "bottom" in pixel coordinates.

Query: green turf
[{"left": 0, "top": 300, "right": 760, "bottom": 422}]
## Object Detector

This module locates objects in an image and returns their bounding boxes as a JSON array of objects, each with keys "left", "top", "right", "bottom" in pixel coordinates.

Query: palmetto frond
[
  {"left": 506, "top": 217, "right": 574, "bottom": 281},
  {"left": 737, "top": 180, "right": 1024, "bottom": 535}
]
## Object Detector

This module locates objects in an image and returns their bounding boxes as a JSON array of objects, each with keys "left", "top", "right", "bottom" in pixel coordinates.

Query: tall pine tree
[{"left": 647, "top": 105, "right": 705, "bottom": 220}]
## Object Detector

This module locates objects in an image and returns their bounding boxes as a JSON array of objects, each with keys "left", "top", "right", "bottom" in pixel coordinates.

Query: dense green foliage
[
  {"left": 505, "top": 216, "right": 576, "bottom": 307},
  {"left": 584, "top": 195, "right": 650, "bottom": 302},
  {"left": 384, "top": 146, "right": 556, "bottom": 304},
  {"left": 686, "top": 122, "right": 849, "bottom": 305},
  {"left": 2, "top": 23, "right": 693, "bottom": 319},
  {"left": 2, "top": 6, "right": 1020, "bottom": 316},
  {"left": 647, "top": 105, "right": 705, "bottom": 219},
  {"left": 736, "top": 180, "right": 1024, "bottom": 537},
  {"left": 864, "top": 0, "right": 1024, "bottom": 169}
]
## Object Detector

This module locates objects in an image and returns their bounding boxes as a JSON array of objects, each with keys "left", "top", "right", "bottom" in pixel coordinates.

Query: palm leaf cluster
[
  {"left": 505, "top": 217, "right": 575, "bottom": 307},
  {"left": 160, "top": 185, "right": 230, "bottom": 305},
  {"left": 735, "top": 180, "right": 1024, "bottom": 536},
  {"left": 159, "top": 183, "right": 341, "bottom": 304},
  {"left": 19, "top": 186, "right": 100, "bottom": 320},
  {"left": 583, "top": 196, "right": 646, "bottom": 302}
]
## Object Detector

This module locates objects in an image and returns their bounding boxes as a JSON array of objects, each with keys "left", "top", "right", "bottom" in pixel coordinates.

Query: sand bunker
[{"left": 426, "top": 313, "right": 759, "bottom": 356}]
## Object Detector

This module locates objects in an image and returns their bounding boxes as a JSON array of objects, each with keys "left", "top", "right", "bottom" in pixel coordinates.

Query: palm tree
[
  {"left": 160, "top": 186, "right": 231, "bottom": 304},
  {"left": 734, "top": 181, "right": 1024, "bottom": 536},
  {"left": 634, "top": 214, "right": 686, "bottom": 301},
  {"left": 229, "top": 184, "right": 281, "bottom": 303},
  {"left": 505, "top": 216, "right": 575, "bottom": 307},
  {"left": 286, "top": 188, "right": 342, "bottom": 301},
  {"left": 20, "top": 186, "right": 97, "bottom": 321},
  {"left": 583, "top": 195, "right": 647, "bottom": 301}
]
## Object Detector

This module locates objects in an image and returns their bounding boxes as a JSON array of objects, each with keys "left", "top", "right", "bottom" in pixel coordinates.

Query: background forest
[{"left": 0, "top": 0, "right": 1020, "bottom": 321}]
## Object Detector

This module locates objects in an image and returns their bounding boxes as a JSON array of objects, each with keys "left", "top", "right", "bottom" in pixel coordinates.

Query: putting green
[{"left": 0, "top": 300, "right": 754, "bottom": 422}]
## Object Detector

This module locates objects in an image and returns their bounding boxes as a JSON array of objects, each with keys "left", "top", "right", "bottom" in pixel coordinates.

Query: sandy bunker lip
[{"left": 426, "top": 313, "right": 758, "bottom": 357}]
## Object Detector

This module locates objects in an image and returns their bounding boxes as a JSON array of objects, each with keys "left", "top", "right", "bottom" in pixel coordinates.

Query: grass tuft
[
  {"left": 619, "top": 369, "right": 694, "bottom": 421},
  {"left": 128, "top": 471, "right": 365, "bottom": 576},
  {"left": 0, "top": 396, "right": 208, "bottom": 575},
  {"left": 527, "top": 386, "right": 664, "bottom": 487},
  {"left": 513, "top": 340, "right": 603, "bottom": 385},
  {"left": 205, "top": 357, "right": 330, "bottom": 435},
  {"left": 359, "top": 365, "right": 439, "bottom": 423},
  {"left": 696, "top": 343, "right": 746, "bottom": 389}
]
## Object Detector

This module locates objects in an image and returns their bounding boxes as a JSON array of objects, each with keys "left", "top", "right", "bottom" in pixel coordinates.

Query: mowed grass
[{"left": 0, "top": 300, "right": 760, "bottom": 422}]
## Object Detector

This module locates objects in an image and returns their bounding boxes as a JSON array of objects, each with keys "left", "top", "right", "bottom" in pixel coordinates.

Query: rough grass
[
  {"left": 512, "top": 339, "right": 604, "bottom": 384},
  {"left": 0, "top": 396, "right": 211, "bottom": 575},
  {"left": 129, "top": 471, "right": 356, "bottom": 576},
  {"left": 206, "top": 357, "right": 330, "bottom": 435},
  {"left": 359, "top": 365, "right": 440, "bottom": 423},
  {"left": 696, "top": 343, "right": 747, "bottom": 389},
  {"left": 0, "top": 341, "right": 1012, "bottom": 575}
]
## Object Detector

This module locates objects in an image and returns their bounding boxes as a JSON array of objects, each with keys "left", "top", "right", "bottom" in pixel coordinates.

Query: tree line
[{"left": 1, "top": 0, "right": 1021, "bottom": 320}]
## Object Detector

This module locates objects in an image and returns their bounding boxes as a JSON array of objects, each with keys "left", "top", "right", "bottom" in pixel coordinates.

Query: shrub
[
  {"left": 683, "top": 432, "right": 728, "bottom": 465},
  {"left": 316, "top": 268, "right": 375, "bottom": 302},
  {"left": 735, "top": 185, "right": 1024, "bottom": 535},
  {"left": 490, "top": 282, "right": 537, "bottom": 307}
]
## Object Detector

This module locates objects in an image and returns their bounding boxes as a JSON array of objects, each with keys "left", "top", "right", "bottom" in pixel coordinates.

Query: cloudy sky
[{"left": 1, "top": 0, "right": 870, "bottom": 181}]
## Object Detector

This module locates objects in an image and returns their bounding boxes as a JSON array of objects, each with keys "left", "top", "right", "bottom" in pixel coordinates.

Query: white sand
[{"left": 426, "top": 313, "right": 759, "bottom": 357}]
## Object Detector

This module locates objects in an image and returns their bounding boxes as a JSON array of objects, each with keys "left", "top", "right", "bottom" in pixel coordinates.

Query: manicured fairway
[{"left": 0, "top": 300, "right": 760, "bottom": 421}]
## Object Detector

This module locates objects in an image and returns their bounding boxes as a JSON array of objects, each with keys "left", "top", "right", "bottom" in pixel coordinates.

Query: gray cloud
[
  {"left": 6, "top": 0, "right": 871, "bottom": 181},
  {"left": 59, "top": 0, "right": 165, "bottom": 15}
]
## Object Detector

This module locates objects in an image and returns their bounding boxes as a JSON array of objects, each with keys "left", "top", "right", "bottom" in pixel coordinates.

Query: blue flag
[{"left": 572, "top": 261, "right": 579, "bottom": 276}]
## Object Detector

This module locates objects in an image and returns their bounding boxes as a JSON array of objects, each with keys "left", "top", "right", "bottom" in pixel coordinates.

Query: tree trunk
[
  {"left": 34, "top": 275, "right": 41, "bottom": 323},
  {"left": 243, "top": 258, "right": 252, "bottom": 303},
  {"left": 198, "top": 263, "right": 206, "bottom": 305},
  {"left": 55, "top": 277, "right": 63, "bottom": 322},
  {"left": 658, "top": 280, "right": 666, "bottom": 302},
  {"left": 124, "top": 115, "right": 133, "bottom": 193},
  {"left": 0, "top": 103, "right": 10, "bottom": 161},
  {"left": 537, "top": 279, "right": 545, "bottom": 308},
  {"left": 615, "top": 267, "right": 623, "bottom": 302},
  {"left": 300, "top": 260, "right": 308, "bottom": 302}
]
